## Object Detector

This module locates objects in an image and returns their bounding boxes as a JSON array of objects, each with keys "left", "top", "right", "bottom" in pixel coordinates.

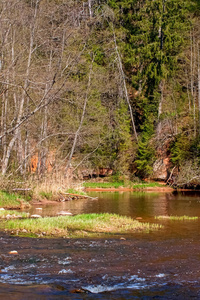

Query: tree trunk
[
  {"left": 65, "top": 60, "right": 93, "bottom": 175},
  {"left": 88, "top": 0, "right": 92, "bottom": 18},
  {"left": 113, "top": 27, "right": 138, "bottom": 142},
  {"left": 1, "top": 1, "right": 39, "bottom": 175},
  {"left": 198, "top": 42, "right": 200, "bottom": 134}
]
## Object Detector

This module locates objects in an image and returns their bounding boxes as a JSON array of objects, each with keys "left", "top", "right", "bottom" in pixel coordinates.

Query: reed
[{"left": 29, "top": 172, "right": 73, "bottom": 201}]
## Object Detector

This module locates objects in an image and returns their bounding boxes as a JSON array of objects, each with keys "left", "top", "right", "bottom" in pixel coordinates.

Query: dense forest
[{"left": 0, "top": 0, "right": 200, "bottom": 187}]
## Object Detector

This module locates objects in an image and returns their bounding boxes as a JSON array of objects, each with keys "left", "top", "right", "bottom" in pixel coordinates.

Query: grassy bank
[
  {"left": 1, "top": 213, "right": 163, "bottom": 238},
  {"left": 0, "top": 191, "right": 29, "bottom": 209},
  {"left": 65, "top": 188, "right": 87, "bottom": 196},
  {"left": 0, "top": 176, "right": 170, "bottom": 209},
  {"left": 83, "top": 181, "right": 166, "bottom": 189}
]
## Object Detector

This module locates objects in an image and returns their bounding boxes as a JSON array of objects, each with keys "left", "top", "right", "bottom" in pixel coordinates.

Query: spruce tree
[{"left": 109, "top": 0, "right": 191, "bottom": 124}]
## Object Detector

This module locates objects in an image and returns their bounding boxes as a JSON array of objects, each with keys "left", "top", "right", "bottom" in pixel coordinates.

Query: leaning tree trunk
[{"left": 113, "top": 27, "right": 138, "bottom": 142}]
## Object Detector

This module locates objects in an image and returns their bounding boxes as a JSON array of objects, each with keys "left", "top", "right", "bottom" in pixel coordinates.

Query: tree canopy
[{"left": 0, "top": 0, "right": 199, "bottom": 185}]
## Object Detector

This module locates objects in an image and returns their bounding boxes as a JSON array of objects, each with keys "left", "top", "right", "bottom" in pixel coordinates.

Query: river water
[{"left": 1, "top": 191, "right": 200, "bottom": 299}]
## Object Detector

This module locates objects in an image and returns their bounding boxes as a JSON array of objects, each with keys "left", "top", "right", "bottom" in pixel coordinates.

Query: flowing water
[{"left": 1, "top": 191, "right": 200, "bottom": 299}]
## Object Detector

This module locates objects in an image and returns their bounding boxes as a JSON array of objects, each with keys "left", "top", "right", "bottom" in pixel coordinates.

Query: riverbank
[
  {"left": 83, "top": 181, "right": 174, "bottom": 193},
  {"left": 0, "top": 181, "right": 175, "bottom": 209},
  {"left": 0, "top": 191, "right": 30, "bottom": 209}
]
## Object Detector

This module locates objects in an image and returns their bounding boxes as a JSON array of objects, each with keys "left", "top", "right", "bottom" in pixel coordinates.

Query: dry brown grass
[{"left": 29, "top": 172, "right": 84, "bottom": 201}]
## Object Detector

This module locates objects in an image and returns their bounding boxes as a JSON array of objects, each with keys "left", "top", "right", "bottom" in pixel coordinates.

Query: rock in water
[
  {"left": 30, "top": 214, "right": 42, "bottom": 218},
  {"left": 6, "top": 214, "right": 12, "bottom": 219},
  {"left": 57, "top": 211, "right": 72, "bottom": 216},
  {"left": 9, "top": 250, "right": 18, "bottom": 255}
]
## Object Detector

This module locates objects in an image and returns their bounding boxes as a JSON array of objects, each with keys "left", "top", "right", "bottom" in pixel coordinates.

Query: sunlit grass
[
  {"left": 0, "top": 191, "right": 24, "bottom": 208},
  {"left": 65, "top": 188, "right": 87, "bottom": 196},
  {"left": 131, "top": 182, "right": 165, "bottom": 188},
  {"left": 2, "top": 213, "right": 163, "bottom": 238},
  {"left": 39, "top": 191, "right": 53, "bottom": 200},
  {"left": 83, "top": 182, "right": 124, "bottom": 188},
  {"left": 155, "top": 215, "right": 198, "bottom": 220},
  {"left": 83, "top": 181, "right": 165, "bottom": 189}
]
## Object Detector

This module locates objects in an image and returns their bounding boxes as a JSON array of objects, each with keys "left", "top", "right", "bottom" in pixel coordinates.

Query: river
[{"left": 0, "top": 191, "right": 200, "bottom": 299}]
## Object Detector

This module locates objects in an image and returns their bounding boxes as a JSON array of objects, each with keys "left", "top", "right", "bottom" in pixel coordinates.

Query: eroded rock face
[
  {"left": 99, "top": 168, "right": 113, "bottom": 177},
  {"left": 153, "top": 157, "right": 170, "bottom": 181}
]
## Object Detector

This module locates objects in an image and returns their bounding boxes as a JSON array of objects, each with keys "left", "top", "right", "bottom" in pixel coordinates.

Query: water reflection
[{"left": 28, "top": 191, "right": 200, "bottom": 219}]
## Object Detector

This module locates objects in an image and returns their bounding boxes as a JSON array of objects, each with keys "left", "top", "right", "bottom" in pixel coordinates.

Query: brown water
[{"left": 1, "top": 191, "right": 200, "bottom": 299}]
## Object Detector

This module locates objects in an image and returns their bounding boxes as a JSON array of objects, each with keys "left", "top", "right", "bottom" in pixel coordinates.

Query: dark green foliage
[
  {"left": 92, "top": 45, "right": 105, "bottom": 65},
  {"left": 171, "top": 135, "right": 191, "bottom": 166},
  {"left": 90, "top": 101, "right": 136, "bottom": 174},
  {"left": 171, "top": 135, "right": 200, "bottom": 166},
  {"left": 113, "top": 101, "right": 136, "bottom": 174},
  {"left": 135, "top": 122, "right": 156, "bottom": 178},
  {"left": 109, "top": 0, "right": 191, "bottom": 129}
]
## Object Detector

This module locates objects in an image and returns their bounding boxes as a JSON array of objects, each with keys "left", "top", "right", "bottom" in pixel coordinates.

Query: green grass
[
  {"left": 83, "top": 182, "right": 125, "bottom": 188},
  {"left": 66, "top": 188, "right": 87, "bottom": 196},
  {"left": 0, "top": 191, "right": 24, "bottom": 208},
  {"left": 39, "top": 191, "right": 53, "bottom": 200},
  {"left": 131, "top": 182, "right": 164, "bottom": 189},
  {"left": 83, "top": 181, "right": 165, "bottom": 189},
  {"left": 2, "top": 213, "right": 163, "bottom": 238},
  {"left": 155, "top": 215, "right": 198, "bottom": 220}
]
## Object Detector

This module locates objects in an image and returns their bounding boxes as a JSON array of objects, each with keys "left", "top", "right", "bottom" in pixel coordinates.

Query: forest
[{"left": 0, "top": 0, "right": 200, "bottom": 188}]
